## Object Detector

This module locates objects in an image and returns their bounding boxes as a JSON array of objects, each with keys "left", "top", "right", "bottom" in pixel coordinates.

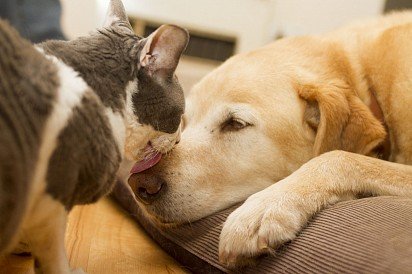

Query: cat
[{"left": 0, "top": 0, "right": 188, "bottom": 273}]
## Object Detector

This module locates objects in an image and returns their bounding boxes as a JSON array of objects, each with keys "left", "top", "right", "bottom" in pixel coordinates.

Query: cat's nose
[{"left": 128, "top": 171, "right": 166, "bottom": 204}]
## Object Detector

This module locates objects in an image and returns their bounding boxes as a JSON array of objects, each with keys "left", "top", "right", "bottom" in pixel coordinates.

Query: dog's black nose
[{"left": 128, "top": 171, "right": 165, "bottom": 204}]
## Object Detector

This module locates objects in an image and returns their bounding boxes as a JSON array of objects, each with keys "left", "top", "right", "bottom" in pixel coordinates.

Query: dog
[
  {"left": 128, "top": 11, "right": 412, "bottom": 268},
  {"left": 0, "top": 0, "right": 188, "bottom": 272}
]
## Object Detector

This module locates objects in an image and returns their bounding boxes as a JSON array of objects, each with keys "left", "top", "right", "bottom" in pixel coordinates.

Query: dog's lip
[{"left": 130, "top": 144, "right": 162, "bottom": 174}]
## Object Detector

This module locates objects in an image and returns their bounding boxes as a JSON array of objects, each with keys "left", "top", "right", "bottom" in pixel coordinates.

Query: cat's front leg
[{"left": 24, "top": 193, "right": 83, "bottom": 274}]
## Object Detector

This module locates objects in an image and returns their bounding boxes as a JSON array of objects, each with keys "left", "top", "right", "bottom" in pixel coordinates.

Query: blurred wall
[
  {"left": 61, "top": 0, "right": 386, "bottom": 51},
  {"left": 119, "top": 0, "right": 276, "bottom": 53},
  {"left": 60, "top": 0, "right": 388, "bottom": 91},
  {"left": 60, "top": 0, "right": 101, "bottom": 39},
  {"left": 274, "top": 0, "right": 385, "bottom": 36}
]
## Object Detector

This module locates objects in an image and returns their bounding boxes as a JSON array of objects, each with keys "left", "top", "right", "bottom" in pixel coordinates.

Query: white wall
[
  {"left": 61, "top": 0, "right": 386, "bottom": 51},
  {"left": 114, "top": 0, "right": 277, "bottom": 53},
  {"left": 60, "top": 0, "right": 101, "bottom": 39},
  {"left": 274, "top": 0, "right": 385, "bottom": 36}
]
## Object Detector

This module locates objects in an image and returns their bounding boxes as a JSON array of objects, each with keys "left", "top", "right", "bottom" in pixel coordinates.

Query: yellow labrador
[{"left": 128, "top": 11, "right": 412, "bottom": 268}]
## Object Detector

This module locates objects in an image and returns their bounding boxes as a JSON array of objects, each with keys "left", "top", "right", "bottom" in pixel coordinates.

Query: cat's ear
[
  {"left": 103, "top": 0, "right": 132, "bottom": 30},
  {"left": 139, "top": 25, "right": 189, "bottom": 79}
]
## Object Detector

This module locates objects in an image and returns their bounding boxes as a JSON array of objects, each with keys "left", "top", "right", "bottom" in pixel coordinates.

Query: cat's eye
[{"left": 221, "top": 117, "right": 250, "bottom": 132}]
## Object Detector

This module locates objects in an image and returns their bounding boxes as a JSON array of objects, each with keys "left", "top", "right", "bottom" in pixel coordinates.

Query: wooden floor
[{"left": 0, "top": 198, "right": 186, "bottom": 273}]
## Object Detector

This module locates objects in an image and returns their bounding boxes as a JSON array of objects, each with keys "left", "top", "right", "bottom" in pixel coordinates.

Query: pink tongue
[{"left": 130, "top": 150, "right": 162, "bottom": 174}]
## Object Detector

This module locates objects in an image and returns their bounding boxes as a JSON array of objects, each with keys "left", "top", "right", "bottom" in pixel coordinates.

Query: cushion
[{"left": 112, "top": 180, "right": 412, "bottom": 273}]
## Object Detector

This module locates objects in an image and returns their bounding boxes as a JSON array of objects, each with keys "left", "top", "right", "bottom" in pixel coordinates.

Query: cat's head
[{"left": 103, "top": 0, "right": 189, "bottom": 161}]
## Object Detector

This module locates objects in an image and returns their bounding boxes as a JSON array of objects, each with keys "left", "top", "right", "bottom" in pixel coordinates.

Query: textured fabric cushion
[{"left": 112, "top": 181, "right": 412, "bottom": 273}]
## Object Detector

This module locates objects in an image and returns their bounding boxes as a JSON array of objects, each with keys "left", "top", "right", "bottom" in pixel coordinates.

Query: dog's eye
[{"left": 221, "top": 118, "right": 249, "bottom": 132}]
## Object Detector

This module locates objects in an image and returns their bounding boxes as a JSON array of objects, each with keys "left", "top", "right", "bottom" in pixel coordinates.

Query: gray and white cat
[{"left": 0, "top": 0, "right": 188, "bottom": 273}]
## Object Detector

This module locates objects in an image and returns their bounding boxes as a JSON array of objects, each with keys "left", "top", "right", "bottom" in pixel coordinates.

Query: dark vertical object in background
[
  {"left": 384, "top": 0, "right": 412, "bottom": 11},
  {"left": 0, "top": 0, "right": 65, "bottom": 43}
]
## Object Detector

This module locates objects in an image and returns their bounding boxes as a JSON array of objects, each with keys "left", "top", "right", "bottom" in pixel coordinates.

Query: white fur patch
[
  {"left": 124, "top": 80, "right": 149, "bottom": 160},
  {"left": 28, "top": 51, "right": 88, "bottom": 207},
  {"left": 10, "top": 46, "right": 89, "bottom": 255},
  {"left": 21, "top": 192, "right": 72, "bottom": 273},
  {"left": 105, "top": 108, "right": 125, "bottom": 155},
  {"left": 125, "top": 80, "right": 138, "bottom": 120}
]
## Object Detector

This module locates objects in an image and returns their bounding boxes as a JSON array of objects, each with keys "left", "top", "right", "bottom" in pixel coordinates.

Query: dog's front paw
[{"left": 218, "top": 182, "right": 312, "bottom": 268}]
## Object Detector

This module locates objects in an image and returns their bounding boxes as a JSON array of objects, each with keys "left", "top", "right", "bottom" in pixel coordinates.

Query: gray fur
[
  {"left": 0, "top": 19, "right": 58, "bottom": 251},
  {"left": 103, "top": 0, "right": 131, "bottom": 27},
  {"left": 0, "top": 0, "right": 188, "bottom": 259},
  {"left": 40, "top": 25, "right": 139, "bottom": 113},
  {"left": 134, "top": 24, "right": 188, "bottom": 133},
  {"left": 41, "top": 23, "right": 187, "bottom": 132},
  {"left": 39, "top": 22, "right": 187, "bottom": 208},
  {"left": 40, "top": 25, "right": 142, "bottom": 208},
  {"left": 46, "top": 91, "right": 121, "bottom": 209},
  {"left": 133, "top": 72, "right": 184, "bottom": 133}
]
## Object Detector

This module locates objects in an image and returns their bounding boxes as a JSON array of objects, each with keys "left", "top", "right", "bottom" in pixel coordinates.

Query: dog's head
[{"left": 129, "top": 37, "right": 386, "bottom": 225}]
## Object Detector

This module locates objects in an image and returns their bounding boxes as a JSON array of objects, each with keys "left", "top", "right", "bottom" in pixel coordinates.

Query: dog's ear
[
  {"left": 298, "top": 82, "right": 386, "bottom": 156},
  {"left": 103, "top": 0, "right": 133, "bottom": 30},
  {"left": 138, "top": 25, "right": 189, "bottom": 80}
]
